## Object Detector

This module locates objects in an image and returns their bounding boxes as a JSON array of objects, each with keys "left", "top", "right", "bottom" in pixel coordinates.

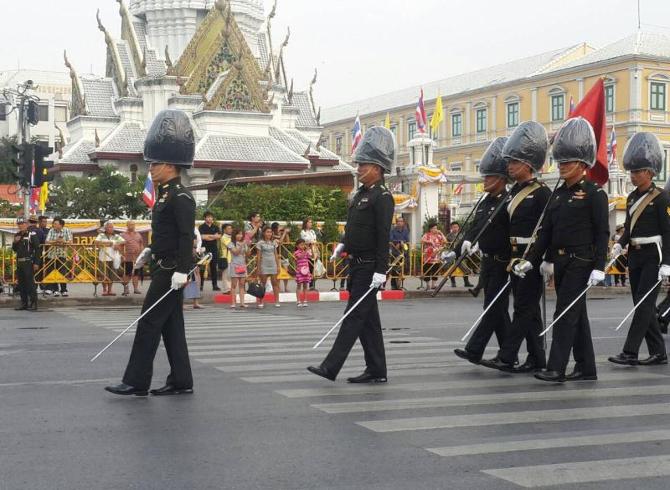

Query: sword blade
[
  {"left": 461, "top": 280, "right": 511, "bottom": 342},
  {"left": 615, "top": 279, "right": 662, "bottom": 331},
  {"left": 540, "top": 284, "right": 592, "bottom": 337}
]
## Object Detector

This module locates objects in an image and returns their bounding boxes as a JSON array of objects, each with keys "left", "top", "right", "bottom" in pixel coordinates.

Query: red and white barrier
[{"left": 213, "top": 289, "right": 404, "bottom": 304}]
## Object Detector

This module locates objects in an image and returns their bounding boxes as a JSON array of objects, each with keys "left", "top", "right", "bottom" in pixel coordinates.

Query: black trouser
[
  {"left": 498, "top": 257, "right": 546, "bottom": 367},
  {"left": 322, "top": 260, "right": 386, "bottom": 377},
  {"left": 200, "top": 250, "right": 218, "bottom": 289},
  {"left": 123, "top": 264, "right": 193, "bottom": 390},
  {"left": 466, "top": 255, "right": 511, "bottom": 359},
  {"left": 547, "top": 253, "right": 596, "bottom": 376},
  {"left": 623, "top": 246, "right": 666, "bottom": 357},
  {"left": 48, "top": 256, "right": 69, "bottom": 293},
  {"left": 16, "top": 261, "right": 36, "bottom": 307}
]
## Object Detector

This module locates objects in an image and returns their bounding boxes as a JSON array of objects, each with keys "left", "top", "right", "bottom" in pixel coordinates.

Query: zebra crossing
[{"left": 64, "top": 306, "right": 670, "bottom": 488}]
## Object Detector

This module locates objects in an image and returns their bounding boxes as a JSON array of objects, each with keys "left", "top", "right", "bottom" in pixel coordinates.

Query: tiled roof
[
  {"left": 59, "top": 140, "right": 96, "bottom": 164},
  {"left": 257, "top": 32, "right": 270, "bottom": 68},
  {"left": 321, "top": 44, "right": 585, "bottom": 124},
  {"left": 558, "top": 31, "right": 670, "bottom": 70},
  {"left": 269, "top": 126, "right": 314, "bottom": 157},
  {"left": 144, "top": 48, "right": 166, "bottom": 76},
  {"left": 196, "top": 134, "right": 309, "bottom": 164},
  {"left": 0, "top": 69, "right": 70, "bottom": 89},
  {"left": 80, "top": 76, "right": 116, "bottom": 117},
  {"left": 292, "top": 92, "right": 319, "bottom": 128},
  {"left": 97, "top": 123, "right": 146, "bottom": 154},
  {"left": 284, "top": 129, "right": 339, "bottom": 161},
  {"left": 132, "top": 19, "right": 148, "bottom": 52}
]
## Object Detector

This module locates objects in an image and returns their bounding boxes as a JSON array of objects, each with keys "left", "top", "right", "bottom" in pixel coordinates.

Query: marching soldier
[
  {"left": 609, "top": 132, "right": 669, "bottom": 366},
  {"left": 454, "top": 137, "right": 512, "bottom": 364},
  {"left": 520, "top": 117, "right": 609, "bottom": 382},
  {"left": 308, "top": 127, "right": 395, "bottom": 383},
  {"left": 480, "top": 121, "right": 550, "bottom": 373},
  {"left": 105, "top": 110, "right": 196, "bottom": 396},
  {"left": 12, "top": 217, "right": 40, "bottom": 311}
]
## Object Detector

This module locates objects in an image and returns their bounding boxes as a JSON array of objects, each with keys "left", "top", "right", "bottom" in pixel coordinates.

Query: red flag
[{"left": 569, "top": 79, "right": 608, "bottom": 186}]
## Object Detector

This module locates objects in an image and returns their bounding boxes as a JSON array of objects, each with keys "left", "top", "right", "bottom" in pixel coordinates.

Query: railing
[{"left": 1, "top": 241, "right": 631, "bottom": 287}]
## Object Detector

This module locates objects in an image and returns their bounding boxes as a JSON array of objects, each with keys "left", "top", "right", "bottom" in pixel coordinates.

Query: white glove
[
  {"left": 659, "top": 264, "right": 670, "bottom": 280},
  {"left": 470, "top": 242, "right": 480, "bottom": 255},
  {"left": 171, "top": 272, "right": 189, "bottom": 290},
  {"left": 134, "top": 247, "right": 152, "bottom": 270},
  {"left": 196, "top": 246, "right": 206, "bottom": 255},
  {"left": 512, "top": 259, "right": 533, "bottom": 278},
  {"left": 441, "top": 250, "right": 456, "bottom": 262},
  {"left": 461, "top": 240, "right": 472, "bottom": 255},
  {"left": 329, "top": 243, "right": 345, "bottom": 262},
  {"left": 370, "top": 273, "right": 386, "bottom": 289},
  {"left": 588, "top": 270, "right": 606, "bottom": 286},
  {"left": 611, "top": 243, "right": 623, "bottom": 257},
  {"left": 539, "top": 261, "right": 554, "bottom": 282}
]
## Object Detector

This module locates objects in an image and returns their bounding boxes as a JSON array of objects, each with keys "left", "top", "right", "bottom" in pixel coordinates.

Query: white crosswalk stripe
[{"left": 64, "top": 306, "right": 670, "bottom": 488}]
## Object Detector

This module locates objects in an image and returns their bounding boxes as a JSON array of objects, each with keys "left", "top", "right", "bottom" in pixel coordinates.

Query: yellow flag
[
  {"left": 384, "top": 112, "right": 391, "bottom": 129},
  {"left": 39, "top": 182, "right": 48, "bottom": 212},
  {"left": 430, "top": 94, "right": 444, "bottom": 134}
]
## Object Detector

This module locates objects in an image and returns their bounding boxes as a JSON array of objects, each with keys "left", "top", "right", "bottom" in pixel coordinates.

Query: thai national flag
[
  {"left": 608, "top": 127, "right": 617, "bottom": 164},
  {"left": 351, "top": 116, "right": 362, "bottom": 153},
  {"left": 143, "top": 173, "right": 156, "bottom": 208},
  {"left": 416, "top": 88, "right": 427, "bottom": 134}
]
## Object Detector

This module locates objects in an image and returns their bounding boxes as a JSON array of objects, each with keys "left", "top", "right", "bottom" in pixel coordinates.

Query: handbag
[
  {"left": 234, "top": 265, "right": 246, "bottom": 274},
  {"left": 313, "top": 259, "right": 326, "bottom": 278},
  {"left": 247, "top": 281, "right": 266, "bottom": 299}
]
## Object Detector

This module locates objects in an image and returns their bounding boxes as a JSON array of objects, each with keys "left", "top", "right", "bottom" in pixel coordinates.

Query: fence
[{"left": 1, "top": 240, "right": 630, "bottom": 288}]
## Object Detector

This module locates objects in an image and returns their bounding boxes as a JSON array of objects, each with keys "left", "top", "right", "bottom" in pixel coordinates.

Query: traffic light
[
  {"left": 34, "top": 144, "right": 54, "bottom": 187},
  {"left": 16, "top": 143, "right": 34, "bottom": 187},
  {"left": 26, "top": 100, "right": 39, "bottom": 125}
]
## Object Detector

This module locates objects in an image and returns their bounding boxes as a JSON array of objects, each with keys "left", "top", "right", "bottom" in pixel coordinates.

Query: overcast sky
[{"left": 1, "top": 0, "right": 668, "bottom": 109}]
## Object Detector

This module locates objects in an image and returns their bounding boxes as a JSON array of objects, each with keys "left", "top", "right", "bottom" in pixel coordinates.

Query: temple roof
[
  {"left": 79, "top": 77, "right": 117, "bottom": 117},
  {"left": 60, "top": 140, "right": 97, "bottom": 165},
  {"left": 195, "top": 134, "right": 309, "bottom": 165},
  {"left": 95, "top": 122, "right": 146, "bottom": 154}
]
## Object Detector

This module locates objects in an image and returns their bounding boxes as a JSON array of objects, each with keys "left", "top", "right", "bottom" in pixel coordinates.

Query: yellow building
[{"left": 321, "top": 31, "right": 670, "bottom": 209}]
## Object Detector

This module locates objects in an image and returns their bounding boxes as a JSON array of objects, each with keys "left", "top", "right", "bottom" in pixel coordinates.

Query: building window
[
  {"left": 335, "top": 135, "right": 343, "bottom": 155},
  {"left": 38, "top": 104, "right": 49, "bottom": 122},
  {"left": 551, "top": 94, "right": 564, "bottom": 122},
  {"left": 476, "top": 108, "right": 487, "bottom": 133},
  {"left": 408, "top": 120, "right": 417, "bottom": 141},
  {"left": 451, "top": 113, "right": 462, "bottom": 137},
  {"left": 605, "top": 84, "right": 615, "bottom": 114},
  {"left": 55, "top": 106, "right": 68, "bottom": 123},
  {"left": 506, "top": 102, "right": 519, "bottom": 128},
  {"left": 389, "top": 124, "right": 398, "bottom": 140},
  {"left": 651, "top": 82, "right": 666, "bottom": 111},
  {"left": 450, "top": 163, "right": 462, "bottom": 172}
]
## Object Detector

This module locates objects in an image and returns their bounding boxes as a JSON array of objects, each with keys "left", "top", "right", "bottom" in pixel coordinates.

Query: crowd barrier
[{"left": 1, "top": 241, "right": 629, "bottom": 287}]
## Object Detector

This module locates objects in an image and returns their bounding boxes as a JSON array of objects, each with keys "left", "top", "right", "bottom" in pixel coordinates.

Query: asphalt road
[{"left": 1, "top": 294, "right": 670, "bottom": 490}]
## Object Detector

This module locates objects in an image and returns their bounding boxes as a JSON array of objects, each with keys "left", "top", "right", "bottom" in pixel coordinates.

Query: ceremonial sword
[
  {"left": 614, "top": 279, "right": 663, "bottom": 331},
  {"left": 90, "top": 253, "right": 213, "bottom": 362}
]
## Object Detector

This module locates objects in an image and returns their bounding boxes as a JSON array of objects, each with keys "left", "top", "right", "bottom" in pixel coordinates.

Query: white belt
[
  {"left": 510, "top": 236, "right": 532, "bottom": 245},
  {"left": 630, "top": 236, "right": 662, "bottom": 246}
]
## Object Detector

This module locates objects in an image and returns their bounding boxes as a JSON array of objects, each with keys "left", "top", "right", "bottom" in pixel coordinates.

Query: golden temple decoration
[
  {"left": 309, "top": 68, "right": 318, "bottom": 115},
  {"left": 54, "top": 124, "right": 67, "bottom": 158},
  {"left": 116, "top": 0, "right": 145, "bottom": 77},
  {"left": 63, "top": 50, "right": 88, "bottom": 117},
  {"left": 97, "top": 9, "right": 128, "bottom": 96},
  {"left": 94, "top": 129, "right": 101, "bottom": 148}
]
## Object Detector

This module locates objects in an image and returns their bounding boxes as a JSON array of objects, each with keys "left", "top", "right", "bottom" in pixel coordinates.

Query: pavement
[{"left": 2, "top": 294, "right": 670, "bottom": 489}]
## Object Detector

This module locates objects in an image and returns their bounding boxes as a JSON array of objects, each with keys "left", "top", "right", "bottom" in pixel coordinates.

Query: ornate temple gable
[
  {"left": 116, "top": 0, "right": 146, "bottom": 77},
  {"left": 204, "top": 55, "right": 268, "bottom": 111},
  {"left": 63, "top": 51, "right": 88, "bottom": 117},
  {"left": 97, "top": 9, "right": 129, "bottom": 97},
  {"left": 173, "top": 0, "right": 266, "bottom": 99}
]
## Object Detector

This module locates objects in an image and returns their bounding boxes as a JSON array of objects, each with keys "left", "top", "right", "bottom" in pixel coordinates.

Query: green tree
[{"left": 48, "top": 166, "right": 148, "bottom": 219}]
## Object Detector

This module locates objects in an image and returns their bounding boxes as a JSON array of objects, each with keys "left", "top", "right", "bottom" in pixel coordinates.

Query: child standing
[
  {"left": 294, "top": 238, "right": 312, "bottom": 307},
  {"left": 256, "top": 226, "right": 281, "bottom": 308},
  {"left": 227, "top": 228, "right": 248, "bottom": 309}
]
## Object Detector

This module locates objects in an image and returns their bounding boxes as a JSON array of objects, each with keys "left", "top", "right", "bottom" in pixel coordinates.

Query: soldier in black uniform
[
  {"left": 105, "top": 110, "right": 196, "bottom": 396},
  {"left": 308, "top": 127, "right": 395, "bottom": 383},
  {"left": 609, "top": 132, "right": 669, "bottom": 366},
  {"left": 480, "top": 121, "right": 550, "bottom": 373},
  {"left": 454, "top": 137, "right": 512, "bottom": 364},
  {"left": 12, "top": 217, "right": 40, "bottom": 311},
  {"left": 518, "top": 117, "right": 609, "bottom": 382}
]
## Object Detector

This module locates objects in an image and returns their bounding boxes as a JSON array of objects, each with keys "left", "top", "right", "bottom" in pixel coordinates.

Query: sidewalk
[{"left": 0, "top": 275, "right": 644, "bottom": 308}]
